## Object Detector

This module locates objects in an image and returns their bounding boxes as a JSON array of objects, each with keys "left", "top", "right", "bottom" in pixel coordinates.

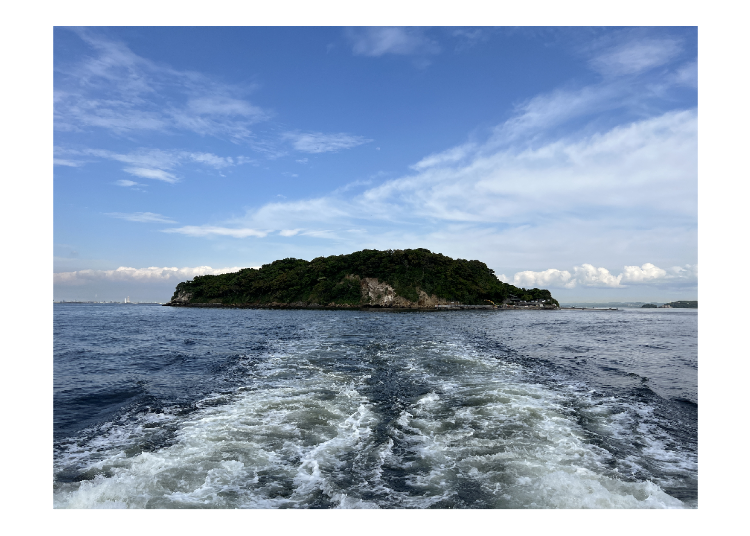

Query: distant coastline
[{"left": 641, "top": 301, "right": 698, "bottom": 309}]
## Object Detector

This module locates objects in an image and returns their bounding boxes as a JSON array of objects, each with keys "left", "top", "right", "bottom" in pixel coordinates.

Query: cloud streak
[
  {"left": 346, "top": 27, "right": 440, "bottom": 57},
  {"left": 55, "top": 147, "right": 251, "bottom": 184},
  {"left": 590, "top": 38, "right": 682, "bottom": 77},
  {"left": 162, "top": 226, "right": 269, "bottom": 238},
  {"left": 123, "top": 167, "right": 178, "bottom": 183},
  {"left": 106, "top": 212, "right": 176, "bottom": 223},
  {"left": 283, "top": 131, "right": 372, "bottom": 154}
]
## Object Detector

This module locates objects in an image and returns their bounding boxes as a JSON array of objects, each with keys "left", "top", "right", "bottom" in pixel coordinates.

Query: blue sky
[{"left": 53, "top": 26, "right": 697, "bottom": 302}]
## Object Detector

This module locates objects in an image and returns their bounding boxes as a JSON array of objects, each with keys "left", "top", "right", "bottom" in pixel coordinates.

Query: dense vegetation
[
  {"left": 641, "top": 301, "right": 697, "bottom": 309},
  {"left": 169, "top": 248, "right": 559, "bottom": 307},
  {"left": 665, "top": 301, "right": 698, "bottom": 308}
]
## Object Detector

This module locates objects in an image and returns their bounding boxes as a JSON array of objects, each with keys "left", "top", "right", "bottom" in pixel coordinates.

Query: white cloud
[
  {"left": 279, "top": 229, "right": 303, "bottom": 237},
  {"left": 114, "top": 179, "right": 140, "bottom": 187},
  {"left": 162, "top": 226, "right": 269, "bottom": 238},
  {"left": 620, "top": 263, "right": 667, "bottom": 283},
  {"left": 509, "top": 263, "right": 697, "bottom": 289},
  {"left": 159, "top": 70, "right": 695, "bottom": 283},
  {"left": 284, "top": 131, "right": 372, "bottom": 153},
  {"left": 56, "top": 147, "right": 244, "bottom": 184},
  {"left": 54, "top": 158, "right": 83, "bottom": 167},
  {"left": 105, "top": 212, "right": 176, "bottom": 223},
  {"left": 590, "top": 38, "right": 682, "bottom": 77},
  {"left": 513, "top": 268, "right": 575, "bottom": 289},
  {"left": 673, "top": 61, "right": 698, "bottom": 88},
  {"left": 668, "top": 264, "right": 698, "bottom": 279},
  {"left": 180, "top": 108, "right": 695, "bottom": 264},
  {"left": 452, "top": 29, "right": 489, "bottom": 51},
  {"left": 347, "top": 27, "right": 440, "bottom": 57},
  {"left": 54, "top": 266, "right": 244, "bottom": 286},
  {"left": 495, "top": 84, "right": 622, "bottom": 142},
  {"left": 411, "top": 143, "right": 476, "bottom": 170},
  {"left": 84, "top": 148, "right": 181, "bottom": 169},
  {"left": 186, "top": 96, "right": 267, "bottom": 119},
  {"left": 124, "top": 167, "right": 179, "bottom": 183},
  {"left": 55, "top": 29, "right": 269, "bottom": 141},
  {"left": 348, "top": 109, "right": 697, "bottom": 225},
  {"left": 185, "top": 152, "right": 235, "bottom": 168},
  {"left": 571, "top": 264, "right": 623, "bottom": 287}
]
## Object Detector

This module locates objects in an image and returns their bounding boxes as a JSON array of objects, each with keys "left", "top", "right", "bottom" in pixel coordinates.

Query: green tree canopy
[{"left": 170, "top": 248, "right": 560, "bottom": 307}]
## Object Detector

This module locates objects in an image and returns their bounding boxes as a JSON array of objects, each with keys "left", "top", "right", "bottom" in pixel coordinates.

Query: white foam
[{"left": 55, "top": 320, "right": 691, "bottom": 509}]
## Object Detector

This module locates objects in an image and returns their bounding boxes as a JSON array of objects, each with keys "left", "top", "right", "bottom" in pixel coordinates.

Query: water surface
[{"left": 54, "top": 304, "right": 697, "bottom": 508}]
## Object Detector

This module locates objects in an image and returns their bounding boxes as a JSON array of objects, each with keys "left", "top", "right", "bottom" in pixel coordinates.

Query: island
[
  {"left": 164, "top": 248, "right": 560, "bottom": 310},
  {"left": 641, "top": 301, "right": 697, "bottom": 309}
]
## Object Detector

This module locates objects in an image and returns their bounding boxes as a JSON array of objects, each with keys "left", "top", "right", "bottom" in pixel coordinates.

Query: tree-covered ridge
[
  {"left": 666, "top": 301, "right": 697, "bottom": 308},
  {"left": 169, "top": 248, "right": 559, "bottom": 307}
]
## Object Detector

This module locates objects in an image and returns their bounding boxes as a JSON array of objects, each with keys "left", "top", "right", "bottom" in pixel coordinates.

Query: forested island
[
  {"left": 165, "top": 248, "right": 559, "bottom": 310},
  {"left": 642, "top": 301, "right": 698, "bottom": 309}
]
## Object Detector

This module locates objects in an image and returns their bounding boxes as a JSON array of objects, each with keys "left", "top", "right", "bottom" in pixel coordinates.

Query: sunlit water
[{"left": 54, "top": 304, "right": 697, "bottom": 508}]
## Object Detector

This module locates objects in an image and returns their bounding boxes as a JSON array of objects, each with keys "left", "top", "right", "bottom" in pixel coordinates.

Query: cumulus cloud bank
[
  {"left": 54, "top": 266, "right": 244, "bottom": 286},
  {"left": 511, "top": 263, "right": 697, "bottom": 289}
]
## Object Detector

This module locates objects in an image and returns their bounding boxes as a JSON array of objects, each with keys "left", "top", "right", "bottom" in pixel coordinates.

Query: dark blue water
[{"left": 53, "top": 304, "right": 697, "bottom": 508}]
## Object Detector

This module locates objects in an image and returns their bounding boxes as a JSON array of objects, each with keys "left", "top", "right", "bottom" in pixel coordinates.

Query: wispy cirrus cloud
[
  {"left": 54, "top": 28, "right": 270, "bottom": 141},
  {"left": 162, "top": 226, "right": 269, "bottom": 238},
  {"left": 53, "top": 158, "right": 84, "bottom": 167},
  {"left": 105, "top": 212, "right": 176, "bottom": 223},
  {"left": 589, "top": 38, "right": 682, "bottom": 77},
  {"left": 55, "top": 30, "right": 375, "bottom": 160},
  {"left": 279, "top": 229, "right": 303, "bottom": 237},
  {"left": 123, "top": 167, "right": 179, "bottom": 183},
  {"left": 55, "top": 147, "right": 251, "bottom": 184},
  {"left": 173, "top": 106, "right": 696, "bottom": 262},
  {"left": 114, "top": 179, "right": 140, "bottom": 187},
  {"left": 672, "top": 61, "right": 697, "bottom": 88},
  {"left": 283, "top": 131, "right": 372, "bottom": 153},
  {"left": 346, "top": 27, "right": 440, "bottom": 57},
  {"left": 410, "top": 143, "right": 477, "bottom": 170}
]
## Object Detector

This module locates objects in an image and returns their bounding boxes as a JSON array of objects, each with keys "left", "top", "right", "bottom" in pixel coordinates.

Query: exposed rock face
[
  {"left": 359, "top": 277, "right": 451, "bottom": 308},
  {"left": 170, "top": 290, "right": 193, "bottom": 304}
]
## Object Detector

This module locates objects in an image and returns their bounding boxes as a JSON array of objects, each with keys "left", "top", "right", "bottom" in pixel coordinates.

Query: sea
[{"left": 53, "top": 304, "right": 697, "bottom": 509}]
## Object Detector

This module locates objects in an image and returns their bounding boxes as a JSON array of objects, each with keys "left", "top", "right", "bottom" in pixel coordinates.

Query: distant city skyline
[{"left": 54, "top": 26, "right": 697, "bottom": 302}]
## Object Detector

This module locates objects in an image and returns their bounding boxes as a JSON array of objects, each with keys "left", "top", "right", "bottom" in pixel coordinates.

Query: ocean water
[{"left": 53, "top": 304, "right": 697, "bottom": 509}]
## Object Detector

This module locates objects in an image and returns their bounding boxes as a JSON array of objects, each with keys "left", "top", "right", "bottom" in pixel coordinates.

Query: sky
[{"left": 53, "top": 26, "right": 698, "bottom": 303}]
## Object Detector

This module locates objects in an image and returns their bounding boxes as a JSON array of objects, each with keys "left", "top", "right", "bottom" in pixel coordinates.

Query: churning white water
[{"left": 54, "top": 306, "right": 697, "bottom": 508}]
